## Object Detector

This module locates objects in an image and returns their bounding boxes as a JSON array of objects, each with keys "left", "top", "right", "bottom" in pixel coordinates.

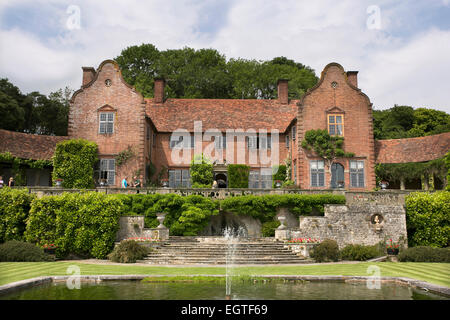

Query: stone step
[{"left": 138, "top": 258, "right": 309, "bottom": 264}]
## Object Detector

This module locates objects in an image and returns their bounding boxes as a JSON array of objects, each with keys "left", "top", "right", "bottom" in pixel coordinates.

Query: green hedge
[
  {"left": 398, "top": 246, "right": 450, "bottom": 262},
  {"left": 220, "top": 194, "right": 346, "bottom": 223},
  {"left": 25, "top": 192, "right": 123, "bottom": 259},
  {"left": 0, "top": 240, "right": 54, "bottom": 262},
  {"left": 272, "top": 165, "right": 287, "bottom": 186},
  {"left": 52, "top": 139, "right": 98, "bottom": 188},
  {"left": 227, "top": 164, "right": 250, "bottom": 188},
  {"left": 340, "top": 244, "right": 382, "bottom": 261},
  {"left": 0, "top": 187, "right": 35, "bottom": 242},
  {"left": 405, "top": 191, "right": 450, "bottom": 247}
]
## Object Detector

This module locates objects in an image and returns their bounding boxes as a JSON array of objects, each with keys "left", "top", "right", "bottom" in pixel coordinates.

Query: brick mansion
[{"left": 1, "top": 60, "right": 449, "bottom": 190}]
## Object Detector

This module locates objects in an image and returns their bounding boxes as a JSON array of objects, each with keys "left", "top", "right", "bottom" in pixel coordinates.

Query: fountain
[{"left": 223, "top": 226, "right": 246, "bottom": 300}]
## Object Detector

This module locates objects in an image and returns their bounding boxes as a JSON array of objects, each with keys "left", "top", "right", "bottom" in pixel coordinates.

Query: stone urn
[
  {"left": 54, "top": 179, "right": 63, "bottom": 187},
  {"left": 380, "top": 181, "right": 389, "bottom": 190},
  {"left": 156, "top": 212, "right": 167, "bottom": 229},
  {"left": 277, "top": 215, "right": 286, "bottom": 230}
]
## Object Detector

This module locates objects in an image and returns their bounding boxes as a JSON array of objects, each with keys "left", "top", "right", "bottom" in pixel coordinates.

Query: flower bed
[
  {"left": 126, "top": 237, "right": 160, "bottom": 243},
  {"left": 287, "top": 238, "right": 321, "bottom": 244}
]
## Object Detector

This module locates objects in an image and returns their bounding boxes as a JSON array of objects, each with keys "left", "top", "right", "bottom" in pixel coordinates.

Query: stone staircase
[{"left": 137, "top": 236, "right": 311, "bottom": 265}]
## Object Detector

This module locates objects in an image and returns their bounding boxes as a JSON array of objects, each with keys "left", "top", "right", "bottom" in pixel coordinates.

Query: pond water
[{"left": 1, "top": 280, "right": 447, "bottom": 300}]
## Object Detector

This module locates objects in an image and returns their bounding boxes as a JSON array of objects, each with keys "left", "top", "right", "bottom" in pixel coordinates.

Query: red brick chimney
[
  {"left": 277, "top": 79, "right": 289, "bottom": 104},
  {"left": 347, "top": 71, "right": 358, "bottom": 88},
  {"left": 154, "top": 78, "right": 166, "bottom": 103},
  {"left": 82, "top": 67, "right": 96, "bottom": 86}
]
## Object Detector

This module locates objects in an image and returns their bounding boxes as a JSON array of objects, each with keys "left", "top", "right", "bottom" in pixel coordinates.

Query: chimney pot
[
  {"left": 82, "top": 67, "right": 96, "bottom": 86},
  {"left": 277, "top": 79, "right": 289, "bottom": 104},
  {"left": 154, "top": 78, "right": 165, "bottom": 103},
  {"left": 347, "top": 71, "right": 358, "bottom": 88}
]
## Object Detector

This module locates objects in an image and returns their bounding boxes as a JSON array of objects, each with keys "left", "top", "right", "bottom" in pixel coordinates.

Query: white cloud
[{"left": 0, "top": 0, "right": 449, "bottom": 112}]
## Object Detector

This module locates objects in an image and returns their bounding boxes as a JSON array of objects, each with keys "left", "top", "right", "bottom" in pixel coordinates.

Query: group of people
[
  {"left": 0, "top": 176, "right": 15, "bottom": 188},
  {"left": 121, "top": 175, "right": 141, "bottom": 188}
]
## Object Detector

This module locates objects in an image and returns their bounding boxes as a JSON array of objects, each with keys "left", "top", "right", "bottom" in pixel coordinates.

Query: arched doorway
[
  {"left": 215, "top": 173, "right": 228, "bottom": 188},
  {"left": 331, "top": 163, "right": 344, "bottom": 188}
]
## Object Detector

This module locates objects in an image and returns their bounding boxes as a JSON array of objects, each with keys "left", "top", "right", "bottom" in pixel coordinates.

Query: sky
[{"left": 0, "top": 0, "right": 449, "bottom": 112}]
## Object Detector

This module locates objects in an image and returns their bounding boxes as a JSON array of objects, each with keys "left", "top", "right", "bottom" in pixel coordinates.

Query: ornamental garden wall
[{"left": 277, "top": 202, "right": 407, "bottom": 248}]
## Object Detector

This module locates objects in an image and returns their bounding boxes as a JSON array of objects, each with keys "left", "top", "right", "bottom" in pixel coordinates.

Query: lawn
[{"left": 1, "top": 261, "right": 449, "bottom": 287}]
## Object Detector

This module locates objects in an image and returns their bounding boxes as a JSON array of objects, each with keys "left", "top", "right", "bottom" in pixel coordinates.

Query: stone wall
[{"left": 281, "top": 203, "right": 407, "bottom": 248}]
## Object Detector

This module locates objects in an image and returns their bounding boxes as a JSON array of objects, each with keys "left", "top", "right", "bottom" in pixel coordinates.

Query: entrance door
[
  {"left": 331, "top": 163, "right": 344, "bottom": 188},
  {"left": 215, "top": 173, "right": 228, "bottom": 188}
]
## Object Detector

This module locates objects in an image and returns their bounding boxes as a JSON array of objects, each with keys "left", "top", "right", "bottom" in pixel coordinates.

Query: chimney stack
[
  {"left": 277, "top": 79, "right": 289, "bottom": 104},
  {"left": 347, "top": 71, "right": 358, "bottom": 88},
  {"left": 82, "top": 67, "right": 96, "bottom": 86},
  {"left": 154, "top": 78, "right": 165, "bottom": 103}
]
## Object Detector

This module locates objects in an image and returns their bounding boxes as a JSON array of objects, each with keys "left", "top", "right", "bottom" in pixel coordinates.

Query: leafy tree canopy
[
  {"left": 115, "top": 43, "right": 318, "bottom": 99},
  {"left": 373, "top": 105, "right": 450, "bottom": 140}
]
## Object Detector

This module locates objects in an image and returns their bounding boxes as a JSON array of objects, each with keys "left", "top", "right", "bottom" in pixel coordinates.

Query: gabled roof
[
  {"left": 0, "top": 129, "right": 69, "bottom": 161},
  {"left": 145, "top": 98, "right": 298, "bottom": 133},
  {"left": 375, "top": 132, "right": 450, "bottom": 164}
]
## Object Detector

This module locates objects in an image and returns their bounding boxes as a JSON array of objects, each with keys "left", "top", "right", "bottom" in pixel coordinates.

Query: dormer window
[
  {"left": 328, "top": 114, "right": 344, "bottom": 136},
  {"left": 99, "top": 112, "right": 114, "bottom": 134}
]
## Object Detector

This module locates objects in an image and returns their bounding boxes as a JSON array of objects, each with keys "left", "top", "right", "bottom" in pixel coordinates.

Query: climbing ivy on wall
[
  {"left": 375, "top": 157, "right": 447, "bottom": 189},
  {"left": 52, "top": 139, "right": 98, "bottom": 188},
  {"left": 227, "top": 164, "right": 250, "bottom": 188}
]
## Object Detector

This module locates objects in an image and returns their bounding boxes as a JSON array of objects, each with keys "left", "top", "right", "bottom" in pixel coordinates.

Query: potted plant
[
  {"left": 380, "top": 180, "right": 389, "bottom": 190},
  {"left": 54, "top": 178, "right": 63, "bottom": 187},
  {"left": 274, "top": 180, "right": 282, "bottom": 188},
  {"left": 161, "top": 179, "right": 169, "bottom": 188},
  {"left": 42, "top": 243, "right": 57, "bottom": 255},
  {"left": 337, "top": 180, "right": 345, "bottom": 188},
  {"left": 386, "top": 239, "right": 399, "bottom": 255}
]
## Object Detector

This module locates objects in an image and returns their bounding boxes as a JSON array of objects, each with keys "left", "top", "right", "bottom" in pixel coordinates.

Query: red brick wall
[
  {"left": 69, "top": 60, "right": 147, "bottom": 187},
  {"left": 296, "top": 63, "right": 376, "bottom": 190}
]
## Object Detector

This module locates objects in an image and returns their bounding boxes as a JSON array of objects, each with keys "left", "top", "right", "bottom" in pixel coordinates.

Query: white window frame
[
  {"left": 350, "top": 160, "right": 365, "bottom": 188},
  {"left": 310, "top": 160, "right": 325, "bottom": 187},
  {"left": 99, "top": 159, "right": 115, "bottom": 185},
  {"left": 99, "top": 112, "right": 114, "bottom": 134}
]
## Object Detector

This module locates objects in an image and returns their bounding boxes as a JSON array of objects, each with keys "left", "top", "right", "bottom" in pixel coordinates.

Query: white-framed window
[
  {"left": 215, "top": 135, "right": 226, "bottom": 149},
  {"left": 247, "top": 136, "right": 271, "bottom": 149},
  {"left": 168, "top": 169, "right": 191, "bottom": 188},
  {"left": 350, "top": 160, "right": 365, "bottom": 188},
  {"left": 285, "top": 135, "right": 289, "bottom": 148},
  {"left": 248, "top": 168, "right": 272, "bottom": 189},
  {"left": 169, "top": 135, "right": 194, "bottom": 149},
  {"left": 310, "top": 160, "right": 325, "bottom": 187},
  {"left": 99, "top": 159, "right": 115, "bottom": 185},
  {"left": 99, "top": 112, "right": 114, "bottom": 134},
  {"left": 292, "top": 125, "right": 296, "bottom": 140}
]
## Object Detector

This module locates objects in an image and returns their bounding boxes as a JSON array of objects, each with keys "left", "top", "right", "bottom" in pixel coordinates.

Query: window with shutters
[
  {"left": 350, "top": 160, "right": 365, "bottom": 187},
  {"left": 99, "top": 112, "right": 114, "bottom": 134},
  {"left": 310, "top": 160, "right": 325, "bottom": 187}
]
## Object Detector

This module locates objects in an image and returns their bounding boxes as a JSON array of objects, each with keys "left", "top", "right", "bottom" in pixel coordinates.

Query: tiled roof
[
  {"left": 145, "top": 98, "right": 297, "bottom": 132},
  {"left": 375, "top": 132, "right": 450, "bottom": 164},
  {"left": 0, "top": 129, "right": 69, "bottom": 161}
]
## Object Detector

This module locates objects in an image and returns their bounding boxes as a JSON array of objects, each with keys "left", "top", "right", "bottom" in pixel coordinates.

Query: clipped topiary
[
  {"left": 0, "top": 240, "right": 54, "bottom": 262},
  {"left": 108, "top": 240, "right": 150, "bottom": 263},
  {"left": 310, "top": 239, "right": 339, "bottom": 262}
]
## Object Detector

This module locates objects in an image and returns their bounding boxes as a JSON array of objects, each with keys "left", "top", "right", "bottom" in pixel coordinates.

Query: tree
[
  {"left": 115, "top": 43, "right": 318, "bottom": 99},
  {"left": 301, "top": 129, "right": 354, "bottom": 188}
]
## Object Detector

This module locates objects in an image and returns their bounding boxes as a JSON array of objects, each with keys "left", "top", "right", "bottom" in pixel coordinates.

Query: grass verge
[{"left": 0, "top": 261, "right": 449, "bottom": 287}]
